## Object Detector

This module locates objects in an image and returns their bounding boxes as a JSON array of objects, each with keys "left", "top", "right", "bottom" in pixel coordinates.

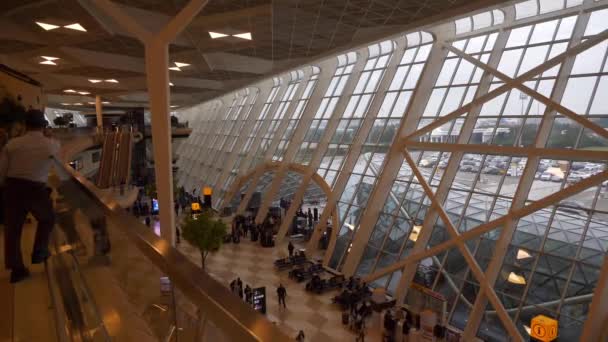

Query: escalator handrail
[{"left": 53, "top": 157, "right": 290, "bottom": 342}]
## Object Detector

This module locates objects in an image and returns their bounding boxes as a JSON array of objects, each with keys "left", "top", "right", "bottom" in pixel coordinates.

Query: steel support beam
[
  {"left": 272, "top": 51, "right": 369, "bottom": 243},
  {"left": 307, "top": 36, "right": 407, "bottom": 254}
]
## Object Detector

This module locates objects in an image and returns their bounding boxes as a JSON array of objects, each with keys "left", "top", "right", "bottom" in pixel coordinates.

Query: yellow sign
[
  {"left": 203, "top": 187, "right": 213, "bottom": 196},
  {"left": 191, "top": 202, "right": 201, "bottom": 211},
  {"left": 531, "top": 315, "right": 558, "bottom": 342}
]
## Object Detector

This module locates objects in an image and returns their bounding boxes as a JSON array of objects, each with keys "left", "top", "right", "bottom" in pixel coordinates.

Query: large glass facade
[{"left": 175, "top": 1, "right": 608, "bottom": 340}]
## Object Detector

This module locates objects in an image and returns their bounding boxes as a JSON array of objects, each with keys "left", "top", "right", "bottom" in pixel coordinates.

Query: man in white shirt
[{"left": 1, "top": 109, "right": 60, "bottom": 283}]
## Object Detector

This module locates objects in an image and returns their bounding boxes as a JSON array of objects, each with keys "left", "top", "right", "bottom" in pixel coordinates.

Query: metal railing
[{"left": 51, "top": 157, "right": 290, "bottom": 341}]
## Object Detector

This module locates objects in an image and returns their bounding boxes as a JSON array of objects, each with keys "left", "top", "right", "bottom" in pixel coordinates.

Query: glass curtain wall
[
  {"left": 250, "top": 71, "right": 304, "bottom": 167},
  {"left": 176, "top": 2, "right": 608, "bottom": 340},
  {"left": 292, "top": 52, "right": 358, "bottom": 165},
  {"left": 272, "top": 67, "right": 321, "bottom": 161},
  {"left": 327, "top": 36, "right": 433, "bottom": 271}
]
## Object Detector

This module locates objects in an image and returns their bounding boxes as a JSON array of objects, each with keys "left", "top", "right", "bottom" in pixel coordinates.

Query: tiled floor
[
  {"left": 176, "top": 235, "right": 361, "bottom": 341},
  {"left": 148, "top": 212, "right": 384, "bottom": 341}
]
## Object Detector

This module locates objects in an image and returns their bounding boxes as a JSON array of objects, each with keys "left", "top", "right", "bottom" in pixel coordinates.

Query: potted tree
[{"left": 181, "top": 211, "right": 227, "bottom": 270}]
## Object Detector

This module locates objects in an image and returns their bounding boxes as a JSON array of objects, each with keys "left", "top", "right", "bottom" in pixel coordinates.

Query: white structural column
[
  {"left": 272, "top": 50, "right": 369, "bottom": 241},
  {"left": 91, "top": 0, "right": 208, "bottom": 244},
  {"left": 145, "top": 39, "right": 175, "bottom": 242},
  {"left": 339, "top": 39, "right": 449, "bottom": 276},
  {"left": 254, "top": 59, "right": 338, "bottom": 235},
  {"left": 462, "top": 11, "right": 589, "bottom": 338},
  {"left": 95, "top": 95, "right": 103, "bottom": 131},
  {"left": 233, "top": 81, "right": 291, "bottom": 215},
  {"left": 215, "top": 84, "right": 274, "bottom": 206},
  {"left": 214, "top": 84, "right": 270, "bottom": 202},
  {"left": 252, "top": 69, "right": 314, "bottom": 223},
  {"left": 389, "top": 27, "right": 510, "bottom": 300},
  {"left": 307, "top": 36, "right": 407, "bottom": 253}
]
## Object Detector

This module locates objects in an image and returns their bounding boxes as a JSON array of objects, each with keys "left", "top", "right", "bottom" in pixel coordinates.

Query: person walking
[
  {"left": 277, "top": 283, "right": 287, "bottom": 309},
  {"left": 295, "top": 330, "right": 305, "bottom": 342},
  {"left": 288, "top": 241, "right": 295, "bottom": 258},
  {"left": 244, "top": 284, "right": 252, "bottom": 304},
  {"left": 1, "top": 110, "right": 60, "bottom": 283}
]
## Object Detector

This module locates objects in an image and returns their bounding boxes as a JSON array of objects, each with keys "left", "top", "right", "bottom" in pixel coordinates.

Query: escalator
[{"left": 96, "top": 128, "right": 133, "bottom": 189}]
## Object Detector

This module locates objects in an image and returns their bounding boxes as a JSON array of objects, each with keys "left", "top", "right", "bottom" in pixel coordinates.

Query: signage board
[
  {"left": 191, "top": 202, "right": 201, "bottom": 211},
  {"left": 203, "top": 187, "right": 213, "bottom": 196},
  {"left": 252, "top": 287, "right": 267, "bottom": 314},
  {"left": 531, "top": 315, "right": 558, "bottom": 342},
  {"left": 152, "top": 198, "right": 159, "bottom": 214}
]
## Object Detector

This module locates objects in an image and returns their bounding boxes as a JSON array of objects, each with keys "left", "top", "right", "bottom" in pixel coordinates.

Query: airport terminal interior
[{"left": 1, "top": 0, "right": 608, "bottom": 341}]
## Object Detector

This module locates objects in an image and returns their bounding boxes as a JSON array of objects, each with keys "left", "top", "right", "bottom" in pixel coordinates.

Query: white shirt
[{"left": 0, "top": 131, "right": 61, "bottom": 184}]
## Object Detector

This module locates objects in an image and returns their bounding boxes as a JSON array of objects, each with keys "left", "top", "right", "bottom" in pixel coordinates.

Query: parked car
[
  {"left": 482, "top": 166, "right": 502, "bottom": 175},
  {"left": 540, "top": 172, "right": 552, "bottom": 181}
]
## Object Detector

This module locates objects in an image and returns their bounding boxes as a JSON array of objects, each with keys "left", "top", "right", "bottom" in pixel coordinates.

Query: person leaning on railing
[{"left": 0, "top": 109, "right": 60, "bottom": 283}]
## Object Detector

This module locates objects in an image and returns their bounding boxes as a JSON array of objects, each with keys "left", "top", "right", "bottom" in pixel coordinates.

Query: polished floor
[
  {"left": 170, "top": 216, "right": 384, "bottom": 341},
  {"left": 0, "top": 224, "right": 57, "bottom": 342}
]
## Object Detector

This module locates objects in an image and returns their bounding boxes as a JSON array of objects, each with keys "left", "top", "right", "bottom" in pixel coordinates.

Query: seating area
[
  {"left": 287, "top": 261, "right": 324, "bottom": 282},
  {"left": 273, "top": 252, "right": 307, "bottom": 271},
  {"left": 305, "top": 274, "right": 346, "bottom": 294}
]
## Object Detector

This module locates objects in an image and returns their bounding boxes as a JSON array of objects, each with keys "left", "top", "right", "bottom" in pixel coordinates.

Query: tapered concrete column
[
  {"left": 272, "top": 51, "right": 369, "bottom": 242},
  {"left": 95, "top": 95, "right": 103, "bottom": 131},
  {"left": 234, "top": 82, "right": 290, "bottom": 215},
  {"left": 215, "top": 83, "right": 272, "bottom": 207},
  {"left": 339, "top": 38, "right": 449, "bottom": 277},
  {"left": 145, "top": 40, "right": 176, "bottom": 244},
  {"left": 462, "top": 11, "right": 589, "bottom": 338},
  {"left": 307, "top": 36, "right": 407, "bottom": 253},
  {"left": 253, "top": 70, "right": 313, "bottom": 223}
]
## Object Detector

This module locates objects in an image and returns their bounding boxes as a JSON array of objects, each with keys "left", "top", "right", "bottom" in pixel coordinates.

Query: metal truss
[{"left": 361, "top": 24, "right": 608, "bottom": 340}]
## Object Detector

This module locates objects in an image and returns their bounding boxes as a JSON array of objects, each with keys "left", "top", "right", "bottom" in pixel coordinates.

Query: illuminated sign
[
  {"left": 191, "top": 202, "right": 201, "bottom": 211},
  {"left": 203, "top": 187, "right": 213, "bottom": 196},
  {"left": 531, "top": 315, "right": 558, "bottom": 342},
  {"left": 252, "top": 287, "right": 266, "bottom": 314}
]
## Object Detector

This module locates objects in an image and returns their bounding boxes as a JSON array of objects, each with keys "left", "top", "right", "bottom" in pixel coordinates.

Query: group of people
[
  {"left": 229, "top": 277, "right": 253, "bottom": 304},
  {"left": 335, "top": 277, "right": 373, "bottom": 340},
  {"left": 231, "top": 213, "right": 277, "bottom": 247}
]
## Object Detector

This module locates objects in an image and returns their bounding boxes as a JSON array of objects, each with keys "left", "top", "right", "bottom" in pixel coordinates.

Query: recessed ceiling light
[
  {"left": 73, "top": 103, "right": 83, "bottom": 106},
  {"left": 209, "top": 31, "right": 228, "bottom": 39},
  {"left": 64, "top": 23, "right": 86, "bottom": 32},
  {"left": 64, "top": 89, "right": 77, "bottom": 93},
  {"left": 105, "top": 79, "right": 118, "bottom": 83},
  {"left": 507, "top": 272, "right": 526, "bottom": 285},
  {"left": 233, "top": 32, "right": 252, "bottom": 40},
  {"left": 169, "top": 66, "right": 181, "bottom": 71},
  {"left": 36, "top": 22, "right": 59, "bottom": 31},
  {"left": 60, "top": 103, "right": 71, "bottom": 106},
  {"left": 170, "top": 105, "right": 179, "bottom": 108},
  {"left": 78, "top": 91, "right": 90, "bottom": 95},
  {"left": 102, "top": 101, "right": 110, "bottom": 104},
  {"left": 169, "top": 82, "right": 174, "bottom": 86},
  {"left": 41, "top": 56, "right": 59, "bottom": 61},
  {"left": 40, "top": 60, "right": 57, "bottom": 65},
  {"left": 174, "top": 62, "right": 190, "bottom": 68},
  {"left": 516, "top": 249, "right": 532, "bottom": 260},
  {"left": 87, "top": 102, "right": 96, "bottom": 105},
  {"left": 89, "top": 79, "right": 102, "bottom": 83}
]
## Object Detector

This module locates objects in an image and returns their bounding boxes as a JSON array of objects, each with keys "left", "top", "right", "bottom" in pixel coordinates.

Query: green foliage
[{"left": 181, "top": 212, "right": 227, "bottom": 269}]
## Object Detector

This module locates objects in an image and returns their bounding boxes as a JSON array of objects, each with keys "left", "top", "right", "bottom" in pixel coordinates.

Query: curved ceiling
[{"left": 0, "top": 0, "right": 515, "bottom": 110}]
